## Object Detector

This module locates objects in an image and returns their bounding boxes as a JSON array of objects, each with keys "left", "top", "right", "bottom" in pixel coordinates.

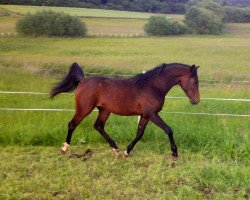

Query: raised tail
[{"left": 50, "top": 62, "right": 84, "bottom": 98}]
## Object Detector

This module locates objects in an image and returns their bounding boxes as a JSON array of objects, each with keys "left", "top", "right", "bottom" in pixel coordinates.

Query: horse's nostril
[{"left": 191, "top": 99, "right": 200, "bottom": 105}]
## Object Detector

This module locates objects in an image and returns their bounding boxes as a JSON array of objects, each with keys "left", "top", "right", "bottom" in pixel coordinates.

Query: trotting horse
[{"left": 50, "top": 62, "right": 200, "bottom": 160}]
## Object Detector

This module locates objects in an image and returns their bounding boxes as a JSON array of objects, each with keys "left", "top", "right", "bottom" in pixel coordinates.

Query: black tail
[{"left": 50, "top": 62, "right": 84, "bottom": 98}]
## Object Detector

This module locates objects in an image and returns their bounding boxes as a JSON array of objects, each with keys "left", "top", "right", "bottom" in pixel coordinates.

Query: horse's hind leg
[
  {"left": 61, "top": 106, "right": 94, "bottom": 153},
  {"left": 94, "top": 107, "right": 119, "bottom": 155}
]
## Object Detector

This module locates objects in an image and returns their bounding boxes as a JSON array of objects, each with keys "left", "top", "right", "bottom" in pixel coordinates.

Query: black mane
[{"left": 132, "top": 63, "right": 190, "bottom": 86}]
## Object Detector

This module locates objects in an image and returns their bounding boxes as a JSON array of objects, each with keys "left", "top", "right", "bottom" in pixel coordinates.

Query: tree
[
  {"left": 224, "top": 6, "right": 250, "bottom": 23},
  {"left": 196, "top": 0, "right": 225, "bottom": 20},
  {"left": 185, "top": 6, "right": 224, "bottom": 34}
]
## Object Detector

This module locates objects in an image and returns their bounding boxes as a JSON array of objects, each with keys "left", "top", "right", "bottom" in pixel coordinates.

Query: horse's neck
[{"left": 151, "top": 69, "right": 182, "bottom": 96}]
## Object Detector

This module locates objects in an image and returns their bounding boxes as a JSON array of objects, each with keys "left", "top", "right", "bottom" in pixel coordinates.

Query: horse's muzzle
[{"left": 190, "top": 98, "right": 200, "bottom": 105}]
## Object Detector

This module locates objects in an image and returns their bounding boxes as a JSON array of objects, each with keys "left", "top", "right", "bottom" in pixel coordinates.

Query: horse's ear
[
  {"left": 190, "top": 65, "right": 196, "bottom": 72},
  {"left": 190, "top": 65, "right": 200, "bottom": 72},
  {"left": 190, "top": 64, "right": 199, "bottom": 76}
]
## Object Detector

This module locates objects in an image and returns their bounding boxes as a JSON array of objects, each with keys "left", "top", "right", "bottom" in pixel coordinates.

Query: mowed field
[{"left": 0, "top": 5, "right": 250, "bottom": 200}]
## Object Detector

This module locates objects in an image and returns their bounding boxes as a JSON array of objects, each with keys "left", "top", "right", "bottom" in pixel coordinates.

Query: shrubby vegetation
[
  {"left": 144, "top": 16, "right": 189, "bottom": 36},
  {"left": 185, "top": 6, "right": 224, "bottom": 34},
  {"left": 220, "top": 0, "right": 250, "bottom": 6},
  {"left": 184, "top": 1, "right": 225, "bottom": 35},
  {"left": 16, "top": 10, "right": 87, "bottom": 37},
  {"left": 224, "top": 6, "right": 250, "bottom": 22},
  {"left": 195, "top": 0, "right": 225, "bottom": 21},
  {"left": 0, "top": 9, "right": 11, "bottom": 16},
  {"left": 144, "top": 1, "right": 226, "bottom": 36}
]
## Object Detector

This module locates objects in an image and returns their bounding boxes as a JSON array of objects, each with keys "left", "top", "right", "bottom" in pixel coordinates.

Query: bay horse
[{"left": 50, "top": 62, "right": 200, "bottom": 160}]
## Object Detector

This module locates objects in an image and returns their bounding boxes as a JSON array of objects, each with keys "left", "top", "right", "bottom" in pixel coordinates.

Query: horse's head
[{"left": 179, "top": 65, "right": 200, "bottom": 105}]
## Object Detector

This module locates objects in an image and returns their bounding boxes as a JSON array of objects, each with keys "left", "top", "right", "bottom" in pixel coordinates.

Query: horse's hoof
[
  {"left": 60, "top": 142, "right": 69, "bottom": 154},
  {"left": 172, "top": 155, "right": 178, "bottom": 161},
  {"left": 60, "top": 148, "right": 66, "bottom": 154},
  {"left": 123, "top": 151, "right": 129, "bottom": 157},
  {"left": 172, "top": 152, "right": 178, "bottom": 161},
  {"left": 112, "top": 148, "right": 120, "bottom": 156}
]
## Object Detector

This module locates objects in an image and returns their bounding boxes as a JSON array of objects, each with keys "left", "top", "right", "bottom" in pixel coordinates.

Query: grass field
[
  {"left": 0, "top": 5, "right": 249, "bottom": 200},
  {"left": 0, "top": 36, "right": 250, "bottom": 81},
  {"left": 0, "top": 5, "right": 184, "bottom": 20},
  {"left": 0, "top": 5, "right": 180, "bottom": 35}
]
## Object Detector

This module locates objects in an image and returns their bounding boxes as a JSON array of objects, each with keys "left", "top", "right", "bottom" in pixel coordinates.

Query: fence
[
  {"left": 0, "top": 107, "right": 249, "bottom": 117},
  {"left": 0, "top": 32, "right": 17, "bottom": 37},
  {"left": 87, "top": 33, "right": 147, "bottom": 38},
  {"left": 0, "top": 32, "right": 146, "bottom": 38},
  {"left": 0, "top": 90, "right": 249, "bottom": 117}
]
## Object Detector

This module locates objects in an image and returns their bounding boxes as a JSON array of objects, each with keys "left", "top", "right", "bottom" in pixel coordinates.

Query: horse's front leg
[
  {"left": 124, "top": 116, "right": 149, "bottom": 156},
  {"left": 150, "top": 113, "right": 178, "bottom": 160}
]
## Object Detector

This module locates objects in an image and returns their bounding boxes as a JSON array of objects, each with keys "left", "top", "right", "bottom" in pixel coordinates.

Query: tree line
[{"left": 2, "top": 0, "right": 250, "bottom": 25}]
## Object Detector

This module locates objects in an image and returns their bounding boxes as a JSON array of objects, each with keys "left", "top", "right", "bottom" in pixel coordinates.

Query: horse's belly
[{"left": 97, "top": 96, "right": 141, "bottom": 116}]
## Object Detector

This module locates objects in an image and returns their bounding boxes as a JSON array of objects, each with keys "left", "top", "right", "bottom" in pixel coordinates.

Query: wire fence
[
  {"left": 0, "top": 107, "right": 249, "bottom": 117},
  {"left": 0, "top": 62, "right": 249, "bottom": 117},
  {"left": 0, "top": 90, "right": 249, "bottom": 117},
  {"left": 0, "top": 91, "right": 249, "bottom": 102},
  {"left": 0, "top": 32, "right": 147, "bottom": 38}
]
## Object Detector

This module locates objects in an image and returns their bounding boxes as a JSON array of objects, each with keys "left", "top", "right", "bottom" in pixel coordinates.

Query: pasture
[{"left": 0, "top": 5, "right": 250, "bottom": 200}]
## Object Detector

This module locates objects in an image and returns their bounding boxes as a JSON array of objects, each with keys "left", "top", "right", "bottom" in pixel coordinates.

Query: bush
[
  {"left": 196, "top": 0, "right": 225, "bottom": 21},
  {"left": 224, "top": 6, "right": 250, "bottom": 23},
  {"left": 185, "top": 6, "right": 224, "bottom": 34},
  {"left": 144, "top": 16, "right": 189, "bottom": 36},
  {"left": 16, "top": 10, "right": 87, "bottom": 37}
]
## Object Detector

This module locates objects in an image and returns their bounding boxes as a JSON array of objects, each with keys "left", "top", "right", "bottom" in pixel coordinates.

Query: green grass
[
  {"left": 0, "top": 5, "right": 249, "bottom": 200},
  {"left": 84, "top": 18, "right": 146, "bottom": 34},
  {"left": 0, "top": 66, "right": 249, "bottom": 156},
  {"left": 0, "top": 36, "right": 250, "bottom": 81},
  {"left": 0, "top": 47, "right": 249, "bottom": 198},
  {"left": 0, "top": 146, "right": 249, "bottom": 199}
]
